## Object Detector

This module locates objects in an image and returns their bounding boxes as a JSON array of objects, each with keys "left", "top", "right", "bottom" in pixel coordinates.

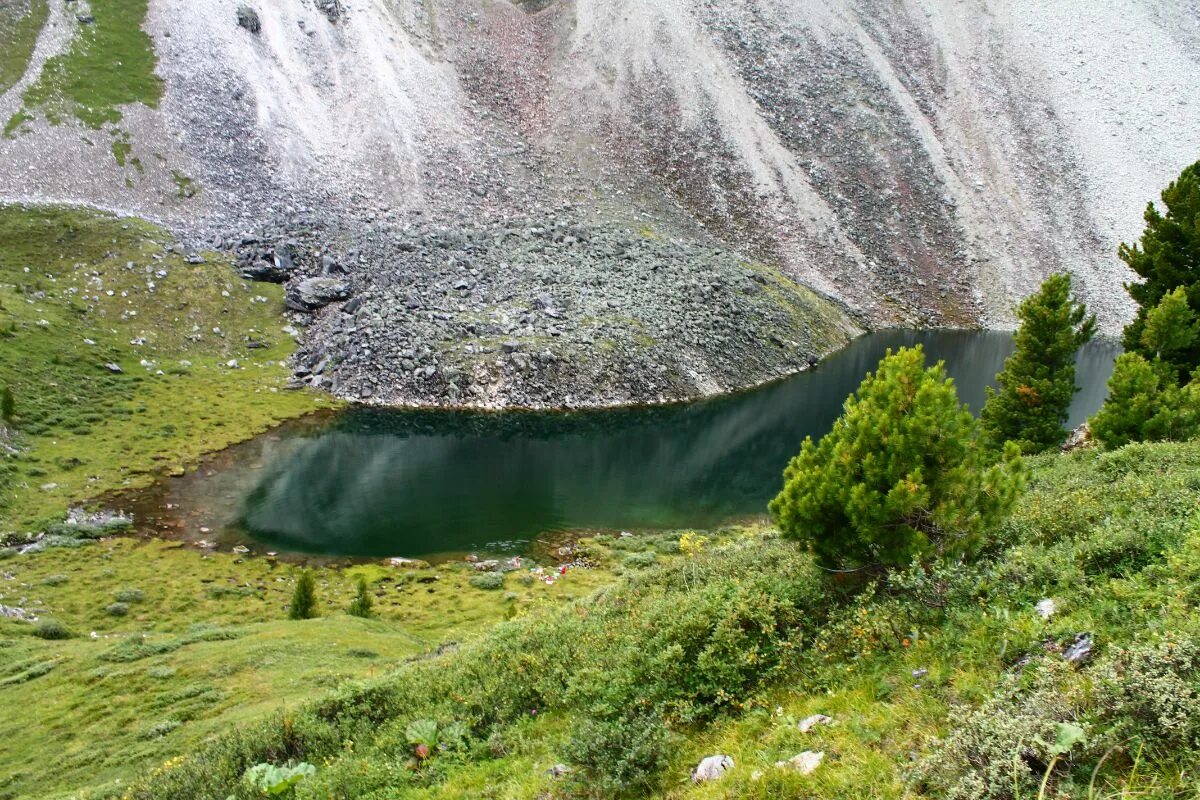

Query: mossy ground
[
  {"left": 0, "top": 0, "right": 48, "bottom": 95},
  {"left": 0, "top": 530, "right": 669, "bottom": 800},
  {"left": 0, "top": 204, "right": 332, "bottom": 535}
]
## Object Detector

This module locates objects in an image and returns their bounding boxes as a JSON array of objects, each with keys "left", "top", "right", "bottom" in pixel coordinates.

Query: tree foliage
[
  {"left": 769, "top": 346, "right": 1026, "bottom": 571},
  {"left": 288, "top": 570, "right": 318, "bottom": 620},
  {"left": 1090, "top": 353, "right": 1200, "bottom": 449},
  {"left": 348, "top": 577, "right": 373, "bottom": 618},
  {"left": 1, "top": 385, "right": 13, "bottom": 422},
  {"left": 980, "top": 274, "right": 1095, "bottom": 453},
  {"left": 1139, "top": 286, "right": 1198, "bottom": 382},
  {"left": 1120, "top": 159, "right": 1200, "bottom": 381}
]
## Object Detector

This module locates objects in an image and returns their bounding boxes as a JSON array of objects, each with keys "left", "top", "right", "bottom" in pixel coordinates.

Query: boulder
[
  {"left": 691, "top": 755, "right": 734, "bottom": 783},
  {"left": 287, "top": 277, "right": 352, "bottom": 311},
  {"left": 774, "top": 751, "right": 824, "bottom": 775},
  {"left": 1061, "top": 422, "right": 1093, "bottom": 453},
  {"left": 797, "top": 714, "right": 832, "bottom": 733},
  {"left": 236, "top": 5, "right": 260, "bottom": 33}
]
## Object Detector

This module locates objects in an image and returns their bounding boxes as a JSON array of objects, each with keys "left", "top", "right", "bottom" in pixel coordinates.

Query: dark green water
[{"left": 137, "top": 331, "right": 1119, "bottom": 559}]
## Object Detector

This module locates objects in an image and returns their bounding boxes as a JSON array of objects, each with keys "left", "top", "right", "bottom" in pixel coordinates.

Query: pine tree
[
  {"left": 1120, "top": 159, "right": 1200, "bottom": 382},
  {"left": 288, "top": 570, "right": 318, "bottom": 620},
  {"left": 0, "top": 385, "right": 13, "bottom": 422},
  {"left": 980, "top": 274, "right": 1096, "bottom": 453},
  {"left": 769, "top": 346, "right": 1026, "bottom": 571},
  {"left": 348, "top": 577, "right": 374, "bottom": 618},
  {"left": 1090, "top": 354, "right": 1200, "bottom": 448},
  {"left": 1139, "top": 286, "right": 1198, "bottom": 382}
]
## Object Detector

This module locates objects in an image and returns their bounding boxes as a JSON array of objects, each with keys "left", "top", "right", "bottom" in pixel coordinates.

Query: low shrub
[
  {"left": 115, "top": 588, "right": 145, "bottom": 603},
  {"left": 468, "top": 572, "right": 504, "bottom": 591},
  {"left": 32, "top": 619, "right": 72, "bottom": 640},
  {"left": 622, "top": 550, "right": 657, "bottom": 569},
  {"left": 564, "top": 711, "right": 673, "bottom": 796},
  {"left": 106, "top": 602, "right": 130, "bottom": 617}
]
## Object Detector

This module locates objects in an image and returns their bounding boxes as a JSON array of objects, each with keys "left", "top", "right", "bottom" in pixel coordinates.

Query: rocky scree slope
[{"left": 1, "top": 0, "right": 1199, "bottom": 406}]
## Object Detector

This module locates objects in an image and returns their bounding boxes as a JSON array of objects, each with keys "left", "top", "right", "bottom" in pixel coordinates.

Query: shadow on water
[{"left": 123, "top": 331, "right": 1120, "bottom": 559}]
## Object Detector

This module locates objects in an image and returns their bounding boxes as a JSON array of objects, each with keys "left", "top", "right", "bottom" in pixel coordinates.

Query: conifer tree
[
  {"left": 288, "top": 570, "right": 318, "bottom": 620},
  {"left": 1120, "top": 159, "right": 1200, "bottom": 381},
  {"left": 1090, "top": 354, "right": 1200, "bottom": 448},
  {"left": 979, "top": 274, "right": 1096, "bottom": 453},
  {"left": 0, "top": 385, "right": 13, "bottom": 423},
  {"left": 769, "top": 346, "right": 1026, "bottom": 571},
  {"left": 1138, "top": 286, "right": 1198, "bottom": 382},
  {"left": 348, "top": 577, "right": 374, "bottom": 618}
]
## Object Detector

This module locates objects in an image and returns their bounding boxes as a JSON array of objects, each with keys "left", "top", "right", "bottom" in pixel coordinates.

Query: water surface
[{"left": 128, "top": 331, "right": 1119, "bottom": 559}]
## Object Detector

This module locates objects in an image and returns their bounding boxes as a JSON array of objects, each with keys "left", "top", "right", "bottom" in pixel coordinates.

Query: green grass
[
  {"left": 0, "top": 0, "right": 48, "bottom": 95},
  {"left": 117, "top": 441, "right": 1200, "bottom": 800},
  {"left": 6, "top": 0, "right": 160, "bottom": 133},
  {"left": 0, "top": 533, "right": 652, "bottom": 800},
  {"left": 0, "top": 204, "right": 330, "bottom": 534}
]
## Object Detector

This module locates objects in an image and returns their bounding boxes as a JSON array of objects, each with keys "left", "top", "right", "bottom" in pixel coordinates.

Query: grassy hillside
[
  {"left": 0, "top": 204, "right": 330, "bottom": 534},
  {"left": 0, "top": 530, "right": 681, "bottom": 800},
  {"left": 4, "top": 0, "right": 160, "bottom": 134},
  {"left": 0, "top": 0, "right": 48, "bottom": 95},
  {"left": 108, "top": 440, "right": 1200, "bottom": 800}
]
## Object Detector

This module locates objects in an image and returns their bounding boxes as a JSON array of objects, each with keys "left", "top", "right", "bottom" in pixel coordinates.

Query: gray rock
[
  {"left": 1063, "top": 633, "right": 1093, "bottom": 664},
  {"left": 797, "top": 714, "right": 832, "bottom": 733},
  {"left": 236, "top": 5, "right": 260, "bottom": 34},
  {"left": 103, "top": 362, "right": 123, "bottom": 374},
  {"left": 774, "top": 751, "right": 824, "bottom": 774},
  {"left": 287, "top": 277, "right": 352, "bottom": 311},
  {"left": 692, "top": 755, "right": 734, "bottom": 783}
]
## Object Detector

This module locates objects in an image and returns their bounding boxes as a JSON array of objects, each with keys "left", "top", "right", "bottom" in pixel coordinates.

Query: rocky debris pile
[
  {"left": 256, "top": 214, "right": 857, "bottom": 408},
  {"left": 286, "top": 277, "right": 351, "bottom": 311}
]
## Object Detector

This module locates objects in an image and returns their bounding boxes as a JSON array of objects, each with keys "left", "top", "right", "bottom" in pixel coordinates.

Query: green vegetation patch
[
  {"left": 0, "top": 204, "right": 329, "bottom": 534},
  {"left": 0, "top": 0, "right": 48, "bottom": 95},
  {"left": 0, "top": 533, "right": 646, "bottom": 799},
  {"left": 117, "top": 441, "right": 1200, "bottom": 800},
  {"left": 6, "top": 0, "right": 161, "bottom": 132}
]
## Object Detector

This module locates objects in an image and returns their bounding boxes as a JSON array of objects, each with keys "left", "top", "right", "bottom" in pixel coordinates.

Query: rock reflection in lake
[{"left": 125, "top": 330, "right": 1119, "bottom": 559}]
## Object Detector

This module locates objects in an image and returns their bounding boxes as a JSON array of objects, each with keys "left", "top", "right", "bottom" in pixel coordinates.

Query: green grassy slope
[
  {"left": 120, "top": 441, "right": 1200, "bottom": 800},
  {"left": 0, "top": 204, "right": 330, "bottom": 534},
  {"left": 0, "top": 532, "right": 661, "bottom": 800},
  {"left": 5, "top": 0, "right": 160, "bottom": 134},
  {"left": 0, "top": 0, "right": 48, "bottom": 95}
]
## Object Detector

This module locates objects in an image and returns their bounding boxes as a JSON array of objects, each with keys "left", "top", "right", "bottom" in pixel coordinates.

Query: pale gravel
[{"left": 0, "top": 0, "right": 1197, "bottom": 402}]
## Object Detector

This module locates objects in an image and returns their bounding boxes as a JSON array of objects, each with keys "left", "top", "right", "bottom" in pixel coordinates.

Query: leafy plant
[
  {"left": 241, "top": 761, "right": 315, "bottom": 796},
  {"left": 770, "top": 346, "right": 1026, "bottom": 570},
  {"left": 406, "top": 718, "right": 439, "bottom": 760},
  {"left": 980, "top": 273, "right": 1095, "bottom": 453}
]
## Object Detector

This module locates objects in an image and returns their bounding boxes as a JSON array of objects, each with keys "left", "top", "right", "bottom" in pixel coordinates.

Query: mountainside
[{"left": 2, "top": 0, "right": 1199, "bottom": 405}]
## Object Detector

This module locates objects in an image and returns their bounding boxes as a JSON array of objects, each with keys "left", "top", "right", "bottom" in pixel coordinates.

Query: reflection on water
[{"left": 130, "top": 331, "right": 1119, "bottom": 559}]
